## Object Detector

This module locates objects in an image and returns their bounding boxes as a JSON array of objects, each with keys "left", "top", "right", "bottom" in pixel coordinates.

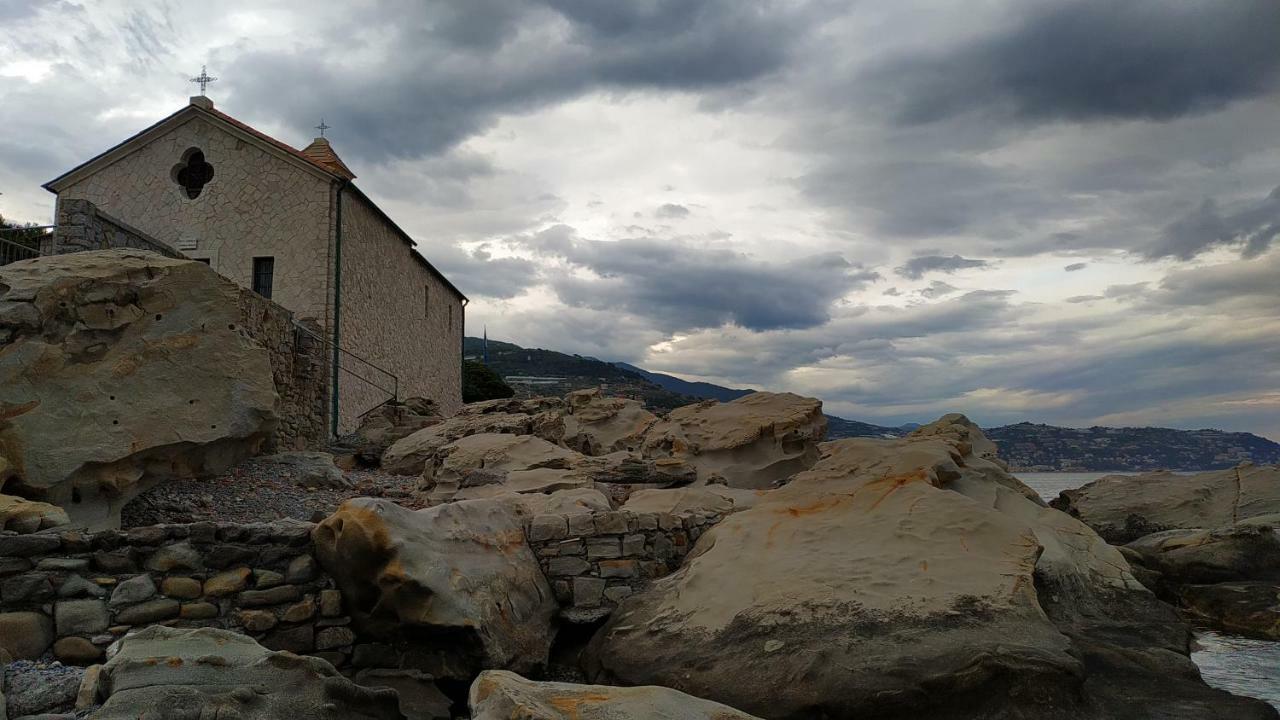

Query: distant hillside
[
  {"left": 463, "top": 337, "right": 695, "bottom": 411},
  {"left": 464, "top": 337, "right": 1280, "bottom": 470},
  {"left": 987, "top": 422, "right": 1280, "bottom": 471},
  {"left": 613, "top": 362, "right": 754, "bottom": 403}
]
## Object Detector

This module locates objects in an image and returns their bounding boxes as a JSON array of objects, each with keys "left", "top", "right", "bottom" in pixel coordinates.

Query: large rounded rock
[
  {"left": 562, "top": 389, "right": 657, "bottom": 456},
  {"left": 0, "top": 250, "right": 278, "bottom": 529},
  {"left": 0, "top": 493, "right": 69, "bottom": 533},
  {"left": 0, "top": 611, "right": 54, "bottom": 659},
  {"left": 312, "top": 497, "right": 557, "bottom": 679},
  {"left": 470, "top": 670, "right": 762, "bottom": 720},
  {"left": 585, "top": 414, "right": 1277, "bottom": 720},
  {"left": 382, "top": 412, "right": 565, "bottom": 476},
  {"left": 1125, "top": 524, "right": 1280, "bottom": 585},
  {"left": 640, "top": 392, "right": 825, "bottom": 489},
  {"left": 1051, "top": 464, "right": 1280, "bottom": 543},
  {"left": 92, "top": 626, "right": 403, "bottom": 719}
]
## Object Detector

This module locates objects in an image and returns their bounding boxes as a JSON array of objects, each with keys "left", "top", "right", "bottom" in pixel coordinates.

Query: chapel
[{"left": 42, "top": 94, "right": 467, "bottom": 432}]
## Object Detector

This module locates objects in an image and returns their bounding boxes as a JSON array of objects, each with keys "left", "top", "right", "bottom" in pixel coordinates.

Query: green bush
[{"left": 462, "top": 360, "right": 514, "bottom": 403}]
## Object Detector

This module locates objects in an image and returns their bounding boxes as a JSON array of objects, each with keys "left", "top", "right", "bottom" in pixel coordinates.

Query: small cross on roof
[
  {"left": 191, "top": 65, "right": 217, "bottom": 96},
  {"left": 316, "top": 119, "right": 331, "bottom": 137}
]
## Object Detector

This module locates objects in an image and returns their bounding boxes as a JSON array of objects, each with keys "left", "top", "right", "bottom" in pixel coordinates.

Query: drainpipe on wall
[
  {"left": 460, "top": 298, "right": 469, "bottom": 406},
  {"left": 330, "top": 180, "right": 348, "bottom": 439}
]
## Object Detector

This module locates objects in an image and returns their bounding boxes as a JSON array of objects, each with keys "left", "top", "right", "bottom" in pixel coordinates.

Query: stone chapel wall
[
  {"left": 337, "top": 191, "right": 463, "bottom": 432},
  {"left": 56, "top": 113, "right": 335, "bottom": 325}
]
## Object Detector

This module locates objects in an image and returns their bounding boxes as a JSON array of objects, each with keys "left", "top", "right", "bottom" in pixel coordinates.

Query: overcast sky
[{"left": 3, "top": 0, "right": 1278, "bottom": 439}]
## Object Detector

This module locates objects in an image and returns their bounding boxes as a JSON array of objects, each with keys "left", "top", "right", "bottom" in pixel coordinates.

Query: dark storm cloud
[
  {"left": 425, "top": 246, "right": 540, "bottom": 300},
  {"left": 1064, "top": 263, "right": 1087, "bottom": 272},
  {"left": 1145, "top": 186, "right": 1280, "bottom": 260},
  {"left": 895, "top": 254, "right": 990, "bottom": 280},
  {"left": 224, "top": 0, "right": 822, "bottom": 164},
  {"left": 519, "top": 225, "right": 880, "bottom": 332},
  {"left": 1155, "top": 252, "right": 1280, "bottom": 310},
  {"left": 863, "top": 0, "right": 1280, "bottom": 126}
]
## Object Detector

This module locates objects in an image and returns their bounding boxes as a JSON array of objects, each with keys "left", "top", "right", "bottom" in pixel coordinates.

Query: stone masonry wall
[
  {"left": 235, "top": 288, "right": 329, "bottom": 450},
  {"left": 0, "top": 521, "right": 354, "bottom": 668},
  {"left": 338, "top": 191, "right": 463, "bottom": 433},
  {"left": 47, "top": 199, "right": 185, "bottom": 259},
  {"left": 527, "top": 507, "right": 726, "bottom": 622},
  {"left": 0, "top": 507, "right": 725, "bottom": 670},
  {"left": 57, "top": 110, "right": 335, "bottom": 324}
]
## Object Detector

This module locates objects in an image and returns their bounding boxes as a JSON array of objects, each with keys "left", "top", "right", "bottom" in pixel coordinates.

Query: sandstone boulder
[
  {"left": 345, "top": 399, "right": 443, "bottom": 466},
  {"left": 511, "top": 487, "right": 613, "bottom": 516},
  {"left": 382, "top": 411, "right": 565, "bottom": 476},
  {"left": 586, "top": 414, "right": 1275, "bottom": 720},
  {"left": 0, "top": 251, "right": 278, "bottom": 529},
  {"left": 640, "top": 392, "right": 825, "bottom": 489},
  {"left": 1051, "top": 464, "right": 1280, "bottom": 543},
  {"left": 0, "top": 494, "right": 69, "bottom": 533},
  {"left": 1125, "top": 524, "right": 1280, "bottom": 586},
  {"left": 562, "top": 389, "right": 657, "bottom": 456},
  {"left": 619, "top": 487, "right": 734, "bottom": 516},
  {"left": 419, "top": 433, "right": 586, "bottom": 504},
  {"left": 259, "top": 451, "right": 351, "bottom": 489},
  {"left": 92, "top": 626, "right": 403, "bottom": 719},
  {"left": 312, "top": 497, "right": 557, "bottom": 679},
  {"left": 456, "top": 396, "right": 565, "bottom": 417},
  {"left": 470, "top": 670, "right": 763, "bottom": 720}
]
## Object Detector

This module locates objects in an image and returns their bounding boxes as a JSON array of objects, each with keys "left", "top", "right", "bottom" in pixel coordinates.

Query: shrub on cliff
[{"left": 463, "top": 360, "right": 515, "bottom": 403}]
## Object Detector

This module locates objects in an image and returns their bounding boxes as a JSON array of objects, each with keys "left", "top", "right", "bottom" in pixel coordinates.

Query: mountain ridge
[{"left": 462, "top": 336, "right": 1280, "bottom": 470}]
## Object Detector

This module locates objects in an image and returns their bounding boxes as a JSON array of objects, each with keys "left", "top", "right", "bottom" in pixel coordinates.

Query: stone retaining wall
[
  {"left": 48, "top": 199, "right": 184, "bottom": 258},
  {"left": 0, "top": 521, "right": 353, "bottom": 668},
  {"left": 527, "top": 507, "right": 726, "bottom": 621},
  {"left": 0, "top": 507, "right": 725, "bottom": 670},
  {"left": 235, "top": 291, "right": 329, "bottom": 450}
]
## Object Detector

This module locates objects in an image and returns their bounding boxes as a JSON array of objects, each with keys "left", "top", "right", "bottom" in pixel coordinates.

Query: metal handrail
[
  {"left": 0, "top": 234, "right": 44, "bottom": 266},
  {"left": 293, "top": 322, "right": 400, "bottom": 419}
]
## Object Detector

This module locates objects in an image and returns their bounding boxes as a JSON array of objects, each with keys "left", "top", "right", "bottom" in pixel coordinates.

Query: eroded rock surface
[
  {"left": 0, "top": 250, "right": 278, "bottom": 529},
  {"left": 470, "top": 670, "right": 763, "bottom": 720},
  {"left": 586, "top": 414, "right": 1276, "bottom": 720},
  {"left": 92, "top": 626, "right": 403, "bottom": 719},
  {"left": 562, "top": 389, "right": 657, "bottom": 456},
  {"left": 312, "top": 497, "right": 556, "bottom": 679},
  {"left": 1052, "top": 464, "right": 1280, "bottom": 543},
  {"left": 381, "top": 412, "right": 564, "bottom": 476},
  {"left": 640, "top": 392, "right": 825, "bottom": 489}
]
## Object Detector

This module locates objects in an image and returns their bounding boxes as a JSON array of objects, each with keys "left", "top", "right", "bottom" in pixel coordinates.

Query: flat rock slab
[{"left": 469, "top": 670, "right": 762, "bottom": 720}]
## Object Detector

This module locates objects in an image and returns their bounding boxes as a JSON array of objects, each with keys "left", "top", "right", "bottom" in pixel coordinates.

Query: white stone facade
[
  {"left": 338, "top": 192, "right": 464, "bottom": 431},
  {"left": 56, "top": 114, "right": 335, "bottom": 324},
  {"left": 48, "top": 102, "right": 465, "bottom": 438}
]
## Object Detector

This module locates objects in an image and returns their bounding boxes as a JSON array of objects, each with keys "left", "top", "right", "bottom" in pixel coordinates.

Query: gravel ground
[
  {"left": 121, "top": 458, "right": 422, "bottom": 527},
  {"left": 3, "top": 659, "right": 85, "bottom": 717}
]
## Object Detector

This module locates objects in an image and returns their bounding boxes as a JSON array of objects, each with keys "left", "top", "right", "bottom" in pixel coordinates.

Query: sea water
[{"left": 1017, "top": 471, "right": 1280, "bottom": 710}]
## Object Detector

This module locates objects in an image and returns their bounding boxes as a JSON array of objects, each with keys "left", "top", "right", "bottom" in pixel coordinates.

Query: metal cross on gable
[
  {"left": 315, "top": 119, "right": 331, "bottom": 137},
  {"left": 190, "top": 65, "right": 217, "bottom": 95}
]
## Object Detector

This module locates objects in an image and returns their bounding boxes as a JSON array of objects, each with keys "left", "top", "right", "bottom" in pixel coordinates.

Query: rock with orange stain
[
  {"left": 640, "top": 392, "right": 826, "bottom": 489},
  {"left": 312, "top": 497, "right": 557, "bottom": 680},
  {"left": 0, "top": 250, "right": 277, "bottom": 530},
  {"left": 469, "top": 670, "right": 762, "bottom": 720},
  {"left": 585, "top": 414, "right": 1275, "bottom": 720},
  {"left": 93, "top": 626, "right": 403, "bottom": 720},
  {"left": 0, "top": 492, "right": 69, "bottom": 533}
]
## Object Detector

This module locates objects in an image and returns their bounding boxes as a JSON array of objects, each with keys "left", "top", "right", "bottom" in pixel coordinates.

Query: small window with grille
[{"left": 252, "top": 257, "right": 274, "bottom": 299}]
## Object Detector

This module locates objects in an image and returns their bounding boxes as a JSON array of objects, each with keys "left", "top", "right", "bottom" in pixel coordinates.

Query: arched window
[{"left": 171, "top": 147, "right": 215, "bottom": 199}]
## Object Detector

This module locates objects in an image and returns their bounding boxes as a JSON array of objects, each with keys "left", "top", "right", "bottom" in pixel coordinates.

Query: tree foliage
[{"left": 462, "top": 360, "right": 514, "bottom": 403}]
